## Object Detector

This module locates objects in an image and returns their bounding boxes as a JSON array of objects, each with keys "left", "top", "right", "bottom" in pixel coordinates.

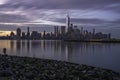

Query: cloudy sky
[{"left": 0, "top": 0, "right": 120, "bottom": 38}]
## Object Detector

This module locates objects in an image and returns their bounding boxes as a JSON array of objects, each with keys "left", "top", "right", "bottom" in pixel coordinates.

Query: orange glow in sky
[{"left": 0, "top": 31, "right": 15, "bottom": 36}]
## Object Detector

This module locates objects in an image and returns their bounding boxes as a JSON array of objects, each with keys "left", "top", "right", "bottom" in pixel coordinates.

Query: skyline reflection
[{"left": 0, "top": 40, "right": 120, "bottom": 72}]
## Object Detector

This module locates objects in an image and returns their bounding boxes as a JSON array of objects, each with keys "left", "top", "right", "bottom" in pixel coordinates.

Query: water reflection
[
  {"left": 27, "top": 40, "right": 30, "bottom": 53},
  {"left": 9, "top": 40, "right": 113, "bottom": 59},
  {"left": 1, "top": 40, "right": 119, "bottom": 72},
  {"left": 10, "top": 40, "right": 14, "bottom": 52},
  {"left": 16, "top": 40, "right": 21, "bottom": 52}
]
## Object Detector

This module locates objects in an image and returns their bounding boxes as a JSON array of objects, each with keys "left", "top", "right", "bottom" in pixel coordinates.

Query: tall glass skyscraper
[{"left": 66, "top": 14, "right": 70, "bottom": 33}]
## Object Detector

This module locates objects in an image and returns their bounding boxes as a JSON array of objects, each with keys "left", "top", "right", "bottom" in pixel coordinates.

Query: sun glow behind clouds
[{"left": 0, "top": 31, "right": 13, "bottom": 36}]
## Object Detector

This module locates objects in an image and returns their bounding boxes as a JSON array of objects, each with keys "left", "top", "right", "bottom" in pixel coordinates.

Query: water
[{"left": 0, "top": 40, "right": 120, "bottom": 72}]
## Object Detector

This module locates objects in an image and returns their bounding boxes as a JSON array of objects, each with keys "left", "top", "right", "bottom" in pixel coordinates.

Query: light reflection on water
[{"left": 0, "top": 40, "right": 120, "bottom": 72}]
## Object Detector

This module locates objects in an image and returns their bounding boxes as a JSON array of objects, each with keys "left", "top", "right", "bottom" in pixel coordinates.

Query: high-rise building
[
  {"left": 93, "top": 28, "right": 95, "bottom": 35},
  {"left": 31, "top": 31, "right": 39, "bottom": 39},
  {"left": 43, "top": 30, "right": 46, "bottom": 39},
  {"left": 10, "top": 32, "right": 15, "bottom": 39},
  {"left": 69, "top": 24, "right": 73, "bottom": 33},
  {"left": 27, "top": 27, "right": 30, "bottom": 39},
  {"left": 66, "top": 14, "right": 70, "bottom": 33},
  {"left": 61, "top": 26, "right": 66, "bottom": 35},
  {"left": 16, "top": 28, "right": 21, "bottom": 40},
  {"left": 54, "top": 26, "right": 59, "bottom": 37},
  {"left": 81, "top": 27, "right": 83, "bottom": 34},
  {"left": 108, "top": 33, "right": 111, "bottom": 39},
  {"left": 92, "top": 28, "right": 95, "bottom": 38},
  {"left": 56, "top": 26, "right": 59, "bottom": 37},
  {"left": 22, "top": 32, "right": 26, "bottom": 39},
  {"left": 54, "top": 26, "right": 56, "bottom": 35}
]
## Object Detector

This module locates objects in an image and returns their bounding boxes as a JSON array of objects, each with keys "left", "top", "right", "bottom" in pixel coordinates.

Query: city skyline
[
  {"left": 0, "top": 15, "right": 111, "bottom": 41},
  {"left": 0, "top": 0, "right": 120, "bottom": 38}
]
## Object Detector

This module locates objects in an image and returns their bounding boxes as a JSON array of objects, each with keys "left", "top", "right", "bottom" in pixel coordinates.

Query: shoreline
[
  {"left": 64, "top": 39, "right": 120, "bottom": 43},
  {"left": 0, "top": 55, "right": 120, "bottom": 80}
]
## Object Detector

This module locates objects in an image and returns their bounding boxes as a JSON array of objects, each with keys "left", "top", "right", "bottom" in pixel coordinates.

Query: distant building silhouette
[
  {"left": 43, "top": 30, "right": 46, "bottom": 39},
  {"left": 0, "top": 14, "right": 112, "bottom": 41},
  {"left": 92, "top": 28, "right": 95, "bottom": 39},
  {"left": 66, "top": 14, "right": 70, "bottom": 33},
  {"left": 108, "top": 33, "right": 111, "bottom": 39},
  {"left": 61, "top": 26, "right": 65, "bottom": 35},
  {"left": 27, "top": 27, "right": 30, "bottom": 40},
  {"left": 22, "top": 32, "right": 26, "bottom": 39},
  {"left": 10, "top": 32, "right": 15, "bottom": 39},
  {"left": 54, "top": 26, "right": 59, "bottom": 38},
  {"left": 16, "top": 28, "right": 21, "bottom": 40},
  {"left": 31, "top": 31, "right": 40, "bottom": 40}
]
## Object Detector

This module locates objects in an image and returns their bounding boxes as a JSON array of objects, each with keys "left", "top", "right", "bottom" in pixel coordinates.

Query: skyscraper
[
  {"left": 16, "top": 28, "right": 21, "bottom": 40},
  {"left": 61, "top": 26, "right": 66, "bottom": 35},
  {"left": 66, "top": 14, "right": 70, "bottom": 33},
  {"left": 93, "top": 28, "right": 95, "bottom": 35},
  {"left": 54, "top": 26, "right": 57, "bottom": 36},
  {"left": 31, "top": 31, "right": 39, "bottom": 40},
  {"left": 54, "top": 26, "right": 59, "bottom": 37},
  {"left": 22, "top": 32, "right": 26, "bottom": 39},
  {"left": 92, "top": 28, "right": 95, "bottom": 38},
  {"left": 27, "top": 27, "right": 30, "bottom": 39},
  {"left": 10, "top": 32, "right": 15, "bottom": 39},
  {"left": 43, "top": 30, "right": 46, "bottom": 39},
  {"left": 81, "top": 27, "right": 83, "bottom": 34}
]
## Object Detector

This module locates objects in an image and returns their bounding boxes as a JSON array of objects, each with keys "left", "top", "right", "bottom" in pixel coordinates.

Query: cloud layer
[{"left": 0, "top": 0, "right": 120, "bottom": 38}]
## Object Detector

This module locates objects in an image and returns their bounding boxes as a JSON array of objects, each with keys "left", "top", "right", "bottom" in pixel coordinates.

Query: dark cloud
[
  {"left": 0, "top": 13, "right": 30, "bottom": 23},
  {"left": 52, "top": 18, "right": 120, "bottom": 26},
  {"left": 0, "top": 0, "right": 120, "bottom": 38},
  {"left": 1, "top": 0, "right": 119, "bottom": 10},
  {"left": 54, "top": 18, "right": 106, "bottom": 24}
]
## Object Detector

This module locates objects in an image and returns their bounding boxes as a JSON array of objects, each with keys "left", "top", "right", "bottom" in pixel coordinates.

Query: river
[{"left": 0, "top": 40, "right": 120, "bottom": 72}]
